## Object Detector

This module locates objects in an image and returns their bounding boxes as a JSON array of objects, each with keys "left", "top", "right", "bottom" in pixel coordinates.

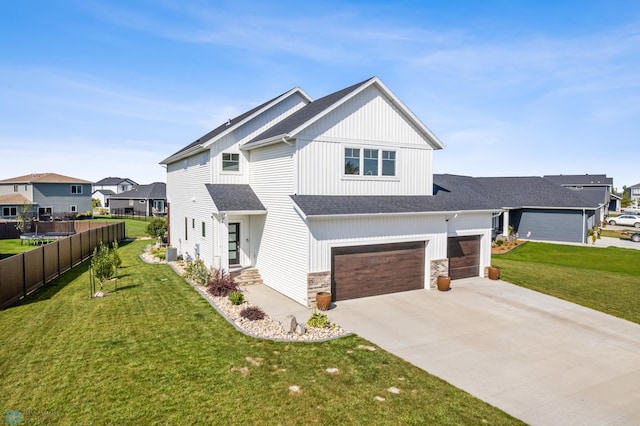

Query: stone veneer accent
[
  {"left": 307, "top": 271, "right": 331, "bottom": 308},
  {"left": 430, "top": 258, "right": 449, "bottom": 289}
]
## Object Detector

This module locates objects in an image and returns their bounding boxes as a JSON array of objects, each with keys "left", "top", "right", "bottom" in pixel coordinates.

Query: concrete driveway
[{"left": 244, "top": 279, "right": 640, "bottom": 425}]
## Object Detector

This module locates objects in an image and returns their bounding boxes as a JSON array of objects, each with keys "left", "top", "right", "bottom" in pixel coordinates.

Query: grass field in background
[
  {"left": 493, "top": 242, "right": 640, "bottom": 324},
  {"left": 0, "top": 240, "right": 520, "bottom": 425}
]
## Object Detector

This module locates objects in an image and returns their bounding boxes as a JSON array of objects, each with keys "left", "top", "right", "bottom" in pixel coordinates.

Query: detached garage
[{"left": 331, "top": 241, "right": 426, "bottom": 301}]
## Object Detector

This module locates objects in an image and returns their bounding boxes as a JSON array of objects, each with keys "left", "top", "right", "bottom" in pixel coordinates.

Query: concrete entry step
[{"left": 230, "top": 267, "right": 263, "bottom": 286}]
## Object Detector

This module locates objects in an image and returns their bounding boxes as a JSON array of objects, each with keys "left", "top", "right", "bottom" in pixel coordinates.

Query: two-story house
[
  {"left": 161, "top": 77, "right": 501, "bottom": 307},
  {"left": 0, "top": 173, "right": 93, "bottom": 220},
  {"left": 92, "top": 177, "right": 138, "bottom": 210},
  {"left": 628, "top": 183, "right": 640, "bottom": 208}
]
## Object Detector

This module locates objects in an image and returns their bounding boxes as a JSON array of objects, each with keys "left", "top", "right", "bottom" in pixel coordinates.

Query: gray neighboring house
[
  {"left": 435, "top": 174, "right": 600, "bottom": 244},
  {"left": 628, "top": 183, "right": 640, "bottom": 208},
  {"left": 92, "top": 177, "right": 138, "bottom": 209},
  {"left": 0, "top": 173, "right": 93, "bottom": 220},
  {"left": 543, "top": 174, "right": 613, "bottom": 220},
  {"left": 108, "top": 182, "right": 166, "bottom": 217}
]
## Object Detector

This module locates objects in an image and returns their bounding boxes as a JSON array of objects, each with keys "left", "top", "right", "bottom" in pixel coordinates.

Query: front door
[{"left": 228, "top": 222, "right": 240, "bottom": 265}]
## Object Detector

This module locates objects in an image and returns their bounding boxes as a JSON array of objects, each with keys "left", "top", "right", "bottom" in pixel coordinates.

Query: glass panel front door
[{"left": 228, "top": 223, "right": 240, "bottom": 265}]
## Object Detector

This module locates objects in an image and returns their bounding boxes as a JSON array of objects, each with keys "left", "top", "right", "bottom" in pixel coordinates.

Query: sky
[{"left": 1, "top": 0, "right": 639, "bottom": 190}]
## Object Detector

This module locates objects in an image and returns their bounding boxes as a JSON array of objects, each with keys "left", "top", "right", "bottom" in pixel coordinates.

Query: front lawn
[
  {"left": 0, "top": 240, "right": 520, "bottom": 425},
  {"left": 493, "top": 242, "right": 640, "bottom": 324}
]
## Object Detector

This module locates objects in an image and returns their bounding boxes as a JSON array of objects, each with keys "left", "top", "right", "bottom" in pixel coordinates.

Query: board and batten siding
[
  {"left": 249, "top": 142, "right": 310, "bottom": 305},
  {"left": 166, "top": 152, "right": 216, "bottom": 265},
  {"left": 295, "top": 84, "right": 435, "bottom": 195},
  {"left": 512, "top": 208, "right": 588, "bottom": 244},
  {"left": 209, "top": 93, "right": 309, "bottom": 185},
  {"left": 307, "top": 215, "right": 449, "bottom": 277}
]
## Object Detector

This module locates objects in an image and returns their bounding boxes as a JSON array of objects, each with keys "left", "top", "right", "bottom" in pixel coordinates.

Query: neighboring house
[
  {"left": 543, "top": 174, "right": 613, "bottom": 221},
  {"left": 0, "top": 173, "right": 92, "bottom": 220},
  {"left": 161, "top": 77, "right": 502, "bottom": 307},
  {"left": 108, "top": 182, "right": 167, "bottom": 217},
  {"left": 0, "top": 193, "right": 34, "bottom": 220},
  {"left": 92, "top": 177, "right": 138, "bottom": 209},
  {"left": 628, "top": 183, "right": 640, "bottom": 208},
  {"left": 445, "top": 175, "right": 600, "bottom": 244}
]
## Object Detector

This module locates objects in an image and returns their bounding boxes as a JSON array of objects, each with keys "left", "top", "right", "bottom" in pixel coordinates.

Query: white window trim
[
  {"left": 70, "top": 205, "right": 77, "bottom": 213},
  {"left": 341, "top": 145, "right": 399, "bottom": 181},
  {"left": 221, "top": 152, "right": 241, "bottom": 174},
  {"left": 71, "top": 185, "right": 83, "bottom": 194}
]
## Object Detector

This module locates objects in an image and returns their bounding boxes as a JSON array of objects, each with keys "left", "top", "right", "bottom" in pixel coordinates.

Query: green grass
[
  {"left": 0, "top": 240, "right": 520, "bottom": 425},
  {"left": 0, "top": 239, "right": 35, "bottom": 258},
  {"left": 90, "top": 217, "right": 150, "bottom": 239},
  {"left": 493, "top": 242, "right": 640, "bottom": 324}
]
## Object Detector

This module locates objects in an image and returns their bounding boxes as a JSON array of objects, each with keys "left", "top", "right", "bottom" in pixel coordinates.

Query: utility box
[{"left": 166, "top": 247, "right": 178, "bottom": 262}]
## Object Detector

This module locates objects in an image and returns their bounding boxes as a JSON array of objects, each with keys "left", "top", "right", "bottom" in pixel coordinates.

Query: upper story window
[
  {"left": 222, "top": 153, "right": 240, "bottom": 172},
  {"left": 13, "top": 185, "right": 18, "bottom": 192},
  {"left": 344, "top": 147, "right": 396, "bottom": 177},
  {"left": 71, "top": 185, "right": 83, "bottom": 194}
]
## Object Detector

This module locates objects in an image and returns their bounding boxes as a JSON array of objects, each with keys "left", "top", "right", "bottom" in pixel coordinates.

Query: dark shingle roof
[
  {"left": 94, "top": 177, "right": 138, "bottom": 186},
  {"left": 93, "top": 189, "right": 116, "bottom": 196},
  {"left": 244, "top": 78, "right": 374, "bottom": 147},
  {"left": 205, "top": 184, "right": 265, "bottom": 212},
  {"left": 110, "top": 183, "right": 166, "bottom": 200},
  {"left": 290, "top": 174, "right": 600, "bottom": 217},
  {"left": 543, "top": 174, "right": 612, "bottom": 186},
  {"left": 162, "top": 88, "right": 303, "bottom": 163}
]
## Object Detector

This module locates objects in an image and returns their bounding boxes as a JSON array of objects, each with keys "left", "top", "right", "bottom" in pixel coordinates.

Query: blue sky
[{"left": 1, "top": 0, "right": 639, "bottom": 189}]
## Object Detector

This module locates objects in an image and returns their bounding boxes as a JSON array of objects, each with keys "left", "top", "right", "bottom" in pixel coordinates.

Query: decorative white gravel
[{"left": 141, "top": 247, "right": 350, "bottom": 342}]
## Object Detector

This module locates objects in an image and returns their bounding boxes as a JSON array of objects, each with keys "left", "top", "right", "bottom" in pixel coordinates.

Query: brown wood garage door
[
  {"left": 331, "top": 241, "right": 425, "bottom": 301},
  {"left": 448, "top": 236, "right": 480, "bottom": 279}
]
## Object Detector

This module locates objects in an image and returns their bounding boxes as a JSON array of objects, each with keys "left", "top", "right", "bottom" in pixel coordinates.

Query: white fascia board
[
  {"left": 303, "top": 209, "right": 500, "bottom": 220},
  {"left": 505, "top": 205, "right": 598, "bottom": 211},
  {"left": 160, "top": 146, "right": 206, "bottom": 165},
  {"left": 202, "top": 88, "right": 310, "bottom": 151},
  {"left": 221, "top": 210, "right": 267, "bottom": 216},
  {"left": 286, "top": 76, "right": 445, "bottom": 150},
  {"left": 239, "top": 134, "right": 292, "bottom": 151}
]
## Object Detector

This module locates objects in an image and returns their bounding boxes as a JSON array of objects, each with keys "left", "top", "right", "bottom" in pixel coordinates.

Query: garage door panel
[
  {"left": 332, "top": 242, "right": 425, "bottom": 301},
  {"left": 448, "top": 236, "right": 480, "bottom": 280}
]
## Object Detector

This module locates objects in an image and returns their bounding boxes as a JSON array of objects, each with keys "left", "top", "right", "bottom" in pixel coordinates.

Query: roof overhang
[{"left": 293, "top": 204, "right": 501, "bottom": 220}]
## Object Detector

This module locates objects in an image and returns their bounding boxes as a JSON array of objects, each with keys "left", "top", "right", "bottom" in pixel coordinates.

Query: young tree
[
  {"left": 15, "top": 203, "right": 33, "bottom": 234},
  {"left": 621, "top": 185, "right": 631, "bottom": 208},
  {"left": 146, "top": 217, "right": 167, "bottom": 238},
  {"left": 92, "top": 242, "right": 115, "bottom": 290}
]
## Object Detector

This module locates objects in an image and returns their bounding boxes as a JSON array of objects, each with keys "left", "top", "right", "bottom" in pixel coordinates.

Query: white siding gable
[{"left": 295, "top": 85, "right": 435, "bottom": 195}]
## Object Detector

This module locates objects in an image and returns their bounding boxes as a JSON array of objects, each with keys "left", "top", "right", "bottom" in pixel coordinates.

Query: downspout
[{"left": 582, "top": 208, "right": 586, "bottom": 244}]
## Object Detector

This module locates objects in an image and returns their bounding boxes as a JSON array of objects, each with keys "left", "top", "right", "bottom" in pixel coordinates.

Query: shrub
[
  {"left": 495, "top": 240, "right": 504, "bottom": 247},
  {"left": 184, "top": 259, "right": 210, "bottom": 286},
  {"left": 307, "top": 312, "right": 329, "bottom": 328},
  {"left": 146, "top": 217, "right": 167, "bottom": 238},
  {"left": 207, "top": 269, "right": 239, "bottom": 297},
  {"left": 228, "top": 291, "right": 244, "bottom": 305},
  {"left": 92, "top": 242, "right": 116, "bottom": 289},
  {"left": 111, "top": 241, "right": 122, "bottom": 269},
  {"left": 239, "top": 306, "right": 265, "bottom": 321}
]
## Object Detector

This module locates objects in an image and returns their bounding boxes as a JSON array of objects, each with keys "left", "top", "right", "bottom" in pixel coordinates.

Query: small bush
[
  {"left": 184, "top": 259, "right": 210, "bottom": 286},
  {"left": 146, "top": 217, "right": 167, "bottom": 238},
  {"left": 207, "top": 269, "right": 239, "bottom": 297},
  {"left": 495, "top": 240, "right": 504, "bottom": 247},
  {"left": 228, "top": 291, "right": 244, "bottom": 305},
  {"left": 307, "top": 312, "right": 329, "bottom": 328},
  {"left": 239, "top": 306, "right": 265, "bottom": 321}
]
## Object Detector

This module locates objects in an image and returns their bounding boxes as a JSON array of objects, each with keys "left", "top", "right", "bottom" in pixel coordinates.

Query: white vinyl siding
[{"left": 250, "top": 143, "right": 309, "bottom": 305}]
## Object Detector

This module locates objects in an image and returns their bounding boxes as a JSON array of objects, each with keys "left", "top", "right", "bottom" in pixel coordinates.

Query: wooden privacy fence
[{"left": 0, "top": 221, "right": 125, "bottom": 309}]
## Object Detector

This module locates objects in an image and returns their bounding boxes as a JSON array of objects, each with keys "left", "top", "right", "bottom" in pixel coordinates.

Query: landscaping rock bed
[{"left": 141, "top": 245, "right": 349, "bottom": 341}]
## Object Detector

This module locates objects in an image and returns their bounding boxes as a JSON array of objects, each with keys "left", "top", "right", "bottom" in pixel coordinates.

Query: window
[
  {"left": 202, "top": 221, "right": 206, "bottom": 237},
  {"left": 129, "top": 199, "right": 134, "bottom": 206},
  {"left": 344, "top": 148, "right": 360, "bottom": 175},
  {"left": 71, "top": 185, "right": 83, "bottom": 194},
  {"left": 222, "top": 153, "right": 240, "bottom": 171},
  {"left": 13, "top": 185, "right": 18, "bottom": 192},
  {"left": 139, "top": 200, "right": 145, "bottom": 203},
  {"left": 344, "top": 148, "right": 396, "bottom": 177},
  {"left": 192, "top": 218, "right": 195, "bottom": 228},
  {"left": 185, "top": 217, "right": 188, "bottom": 240},
  {"left": 382, "top": 151, "right": 396, "bottom": 176},
  {"left": 70, "top": 205, "right": 77, "bottom": 213},
  {"left": 2, "top": 207, "right": 17, "bottom": 217}
]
